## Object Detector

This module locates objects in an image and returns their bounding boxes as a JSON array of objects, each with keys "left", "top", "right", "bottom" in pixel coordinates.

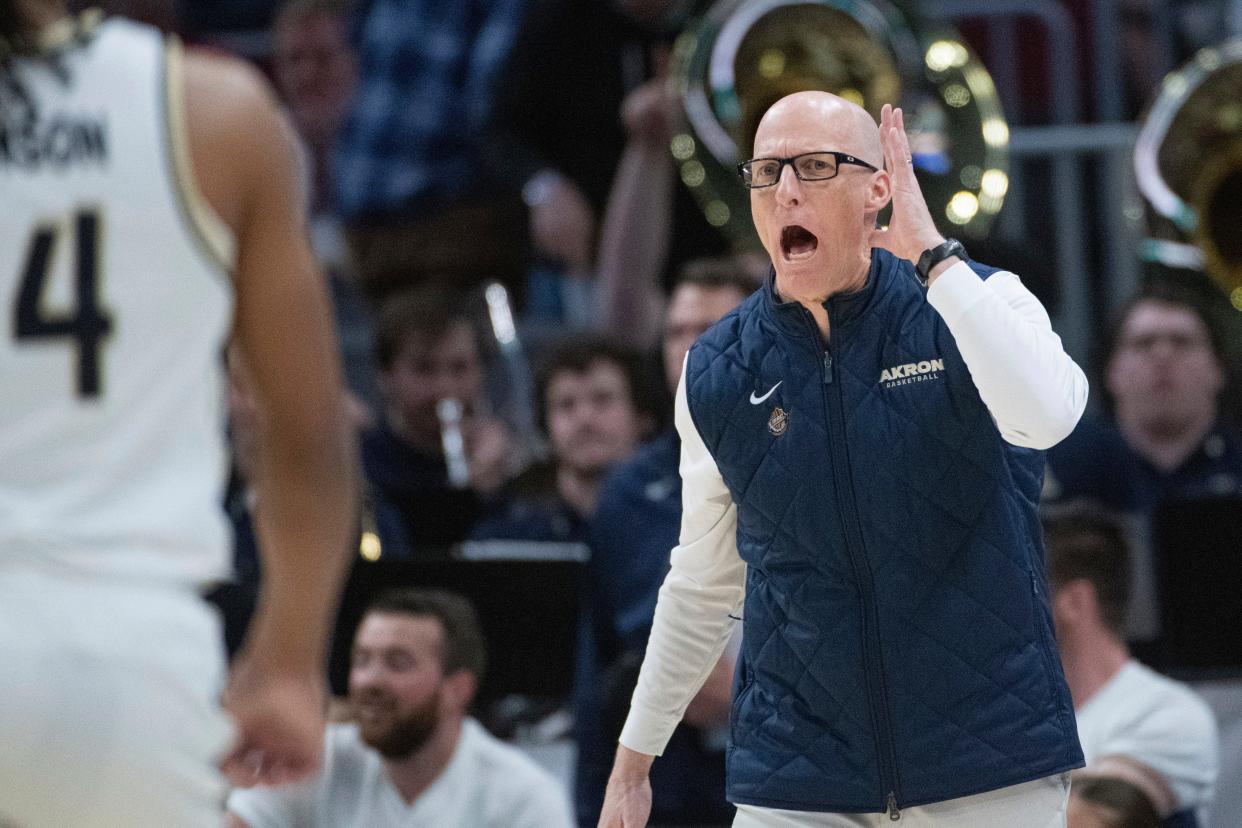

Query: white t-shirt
[
  {"left": 1077, "top": 660, "right": 1219, "bottom": 811},
  {"left": 228, "top": 719, "right": 573, "bottom": 828}
]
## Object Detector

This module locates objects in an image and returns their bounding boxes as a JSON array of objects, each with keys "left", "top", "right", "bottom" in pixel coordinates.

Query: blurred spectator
[
  {"left": 269, "top": 0, "right": 380, "bottom": 414},
  {"left": 580, "top": 261, "right": 756, "bottom": 826},
  {"left": 271, "top": 0, "right": 356, "bottom": 265},
  {"left": 362, "top": 286, "right": 518, "bottom": 557},
  {"left": 1047, "top": 279, "right": 1242, "bottom": 512},
  {"left": 485, "top": 0, "right": 728, "bottom": 319},
  {"left": 591, "top": 260, "right": 757, "bottom": 660},
  {"left": 227, "top": 588, "right": 573, "bottom": 827},
  {"left": 470, "top": 334, "right": 659, "bottom": 825},
  {"left": 334, "top": 0, "right": 531, "bottom": 305},
  {"left": 1044, "top": 278, "right": 1242, "bottom": 648},
  {"left": 1044, "top": 502, "right": 1219, "bottom": 823},
  {"left": 471, "top": 335, "right": 659, "bottom": 542},
  {"left": 1069, "top": 762, "right": 1164, "bottom": 828}
]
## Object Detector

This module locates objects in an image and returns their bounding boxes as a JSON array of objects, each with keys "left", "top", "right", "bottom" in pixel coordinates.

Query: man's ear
[
  {"left": 442, "top": 669, "right": 477, "bottom": 715},
  {"left": 1056, "top": 579, "right": 1097, "bottom": 626},
  {"left": 866, "top": 169, "right": 893, "bottom": 213}
]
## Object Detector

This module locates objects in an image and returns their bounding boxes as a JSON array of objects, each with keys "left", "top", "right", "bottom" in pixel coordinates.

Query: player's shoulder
[{"left": 178, "top": 42, "right": 278, "bottom": 128}]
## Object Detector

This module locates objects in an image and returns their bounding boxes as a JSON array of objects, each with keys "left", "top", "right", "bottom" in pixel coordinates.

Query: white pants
[
  {"left": 734, "top": 773, "right": 1071, "bottom": 827},
  {"left": 0, "top": 564, "right": 233, "bottom": 828}
]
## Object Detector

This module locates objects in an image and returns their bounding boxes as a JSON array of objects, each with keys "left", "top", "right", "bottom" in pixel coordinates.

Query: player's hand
[
  {"left": 219, "top": 655, "right": 328, "bottom": 788},
  {"left": 869, "top": 103, "right": 944, "bottom": 264},
  {"left": 597, "top": 775, "right": 653, "bottom": 828}
]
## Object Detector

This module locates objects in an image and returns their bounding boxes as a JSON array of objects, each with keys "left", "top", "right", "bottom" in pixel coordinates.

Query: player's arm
[{"left": 180, "top": 47, "right": 357, "bottom": 782}]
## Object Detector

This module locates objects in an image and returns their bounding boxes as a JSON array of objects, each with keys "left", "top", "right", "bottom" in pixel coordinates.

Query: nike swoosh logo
[{"left": 749, "top": 382, "right": 782, "bottom": 405}]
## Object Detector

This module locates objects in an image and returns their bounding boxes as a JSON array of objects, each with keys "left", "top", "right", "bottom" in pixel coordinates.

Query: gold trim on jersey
[{"left": 162, "top": 36, "right": 237, "bottom": 275}]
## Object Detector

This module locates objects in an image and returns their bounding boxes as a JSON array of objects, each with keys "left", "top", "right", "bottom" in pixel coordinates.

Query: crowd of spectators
[{"left": 120, "top": 0, "right": 1240, "bottom": 825}]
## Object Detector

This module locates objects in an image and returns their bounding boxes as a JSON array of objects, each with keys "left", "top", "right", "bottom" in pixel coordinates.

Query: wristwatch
[{"left": 915, "top": 238, "right": 967, "bottom": 286}]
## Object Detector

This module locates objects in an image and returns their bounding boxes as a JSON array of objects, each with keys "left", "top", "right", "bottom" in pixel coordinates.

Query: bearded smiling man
[
  {"left": 598, "top": 94, "right": 1090, "bottom": 827},
  {"left": 227, "top": 589, "right": 573, "bottom": 828}
]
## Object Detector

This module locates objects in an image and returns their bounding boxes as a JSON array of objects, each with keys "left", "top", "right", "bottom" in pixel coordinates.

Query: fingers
[
  {"left": 220, "top": 739, "right": 321, "bottom": 788},
  {"left": 896, "top": 107, "right": 913, "bottom": 167}
]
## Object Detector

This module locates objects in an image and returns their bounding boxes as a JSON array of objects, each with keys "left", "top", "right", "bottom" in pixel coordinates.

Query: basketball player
[{"left": 0, "top": 3, "right": 357, "bottom": 826}]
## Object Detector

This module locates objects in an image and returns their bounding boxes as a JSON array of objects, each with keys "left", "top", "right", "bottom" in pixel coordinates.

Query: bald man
[{"left": 598, "top": 94, "right": 1089, "bottom": 827}]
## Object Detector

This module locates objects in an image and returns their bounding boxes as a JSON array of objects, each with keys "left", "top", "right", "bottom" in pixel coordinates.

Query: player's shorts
[{"left": 0, "top": 562, "right": 234, "bottom": 828}]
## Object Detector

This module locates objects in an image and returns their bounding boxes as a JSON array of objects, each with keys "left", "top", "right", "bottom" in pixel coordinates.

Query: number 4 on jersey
[{"left": 14, "top": 210, "right": 113, "bottom": 398}]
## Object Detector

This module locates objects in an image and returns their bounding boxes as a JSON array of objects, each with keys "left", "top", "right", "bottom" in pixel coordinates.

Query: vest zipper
[{"left": 812, "top": 303, "right": 903, "bottom": 815}]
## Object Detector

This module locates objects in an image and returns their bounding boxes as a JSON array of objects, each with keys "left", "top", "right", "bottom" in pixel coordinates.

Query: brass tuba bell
[
  {"left": 670, "top": 0, "right": 1010, "bottom": 250},
  {"left": 1135, "top": 38, "right": 1242, "bottom": 305}
]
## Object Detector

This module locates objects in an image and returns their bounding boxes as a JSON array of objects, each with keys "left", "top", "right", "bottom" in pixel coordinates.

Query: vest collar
[{"left": 760, "top": 249, "right": 898, "bottom": 339}]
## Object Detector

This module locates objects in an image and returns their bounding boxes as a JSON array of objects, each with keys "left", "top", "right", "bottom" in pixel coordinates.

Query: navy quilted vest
[{"left": 684, "top": 250, "right": 1083, "bottom": 813}]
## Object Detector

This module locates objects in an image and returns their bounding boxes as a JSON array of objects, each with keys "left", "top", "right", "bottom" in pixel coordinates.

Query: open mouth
[{"left": 780, "top": 225, "right": 819, "bottom": 261}]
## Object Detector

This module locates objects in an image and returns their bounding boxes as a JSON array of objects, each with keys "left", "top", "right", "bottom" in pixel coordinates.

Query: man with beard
[{"left": 227, "top": 588, "right": 573, "bottom": 827}]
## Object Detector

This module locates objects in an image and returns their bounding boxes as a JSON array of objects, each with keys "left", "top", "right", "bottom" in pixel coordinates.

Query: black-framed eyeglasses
[{"left": 736, "top": 151, "right": 879, "bottom": 189}]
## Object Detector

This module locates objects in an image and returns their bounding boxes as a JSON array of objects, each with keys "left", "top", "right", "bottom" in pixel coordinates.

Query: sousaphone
[{"left": 671, "top": 0, "right": 1010, "bottom": 249}]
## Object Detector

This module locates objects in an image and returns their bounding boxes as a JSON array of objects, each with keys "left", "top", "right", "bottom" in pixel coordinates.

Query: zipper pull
[
  {"left": 822, "top": 351, "right": 834, "bottom": 384},
  {"left": 887, "top": 791, "right": 901, "bottom": 821}
]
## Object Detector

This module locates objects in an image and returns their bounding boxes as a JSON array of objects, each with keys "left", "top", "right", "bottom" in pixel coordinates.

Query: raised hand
[{"left": 869, "top": 103, "right": 944, "bottom": 264}]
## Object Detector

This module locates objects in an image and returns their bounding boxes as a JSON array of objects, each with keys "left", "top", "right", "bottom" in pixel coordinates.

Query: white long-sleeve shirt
[{"left": 620, "top": 262, "right": 1089, "bottom": 763}]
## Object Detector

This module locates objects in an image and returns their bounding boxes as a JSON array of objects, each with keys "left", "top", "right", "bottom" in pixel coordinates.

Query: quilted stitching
[{"left": 686, "top": 253, "right": 1081, "bottom": 811}]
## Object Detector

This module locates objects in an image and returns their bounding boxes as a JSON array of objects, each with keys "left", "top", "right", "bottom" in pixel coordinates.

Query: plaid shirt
[{"left": 332, "top": 0, "right": 529, "bottom": 221}]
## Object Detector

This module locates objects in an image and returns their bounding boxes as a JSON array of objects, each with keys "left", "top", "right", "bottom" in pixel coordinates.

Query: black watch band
[{"left": 915, "top": 238, "right": 967, "bottom": 286}]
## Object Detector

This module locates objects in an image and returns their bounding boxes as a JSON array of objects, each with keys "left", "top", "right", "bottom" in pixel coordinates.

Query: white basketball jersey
[{"left": 0, "top": 18, "right": 235, "bottom": 583}]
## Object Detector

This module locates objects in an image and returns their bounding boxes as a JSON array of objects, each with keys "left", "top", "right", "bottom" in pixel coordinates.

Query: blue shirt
[
  {"left": 333, "top": 0, "right": 529, "bottom": 221},
  {"left": 1045, "top": 414, "right": 1242, "bottom": 511}
]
